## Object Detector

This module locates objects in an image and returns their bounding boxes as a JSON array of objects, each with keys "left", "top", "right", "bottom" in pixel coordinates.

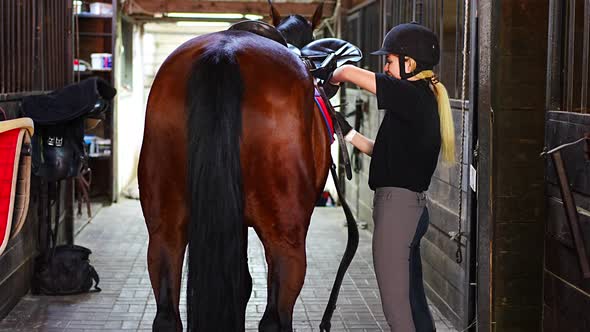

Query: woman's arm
[
  {"left": 329, "top": 65, "right": 376, "bottom": 156},
  {"left": 330, "top": 65, "right": 377, "bottom": 156},
  {"left": 348, "top": 131, "right": 375, "bottom": 156},
  {"left": 331, "top": 65, "right": 377, "bottom": 94}
]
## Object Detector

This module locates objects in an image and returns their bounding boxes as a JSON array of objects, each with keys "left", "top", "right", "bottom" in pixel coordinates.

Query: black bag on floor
[{"left": 32, "top": 244, "right": 101, "bottom": 295}]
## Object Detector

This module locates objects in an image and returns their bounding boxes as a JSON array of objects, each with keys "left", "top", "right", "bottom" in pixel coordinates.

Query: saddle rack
[{"left": 0, "top": 118, "right": 34, "bottom": 256}]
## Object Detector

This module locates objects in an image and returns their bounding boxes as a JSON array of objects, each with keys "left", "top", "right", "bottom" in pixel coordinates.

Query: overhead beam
[{"left": 124, "top": 0, "right": 336, "bottom": 18}]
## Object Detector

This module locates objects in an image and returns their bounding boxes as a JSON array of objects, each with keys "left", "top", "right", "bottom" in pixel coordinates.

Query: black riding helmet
[{"left": 371, "top": 22, "right": 440, "bottom": 79}]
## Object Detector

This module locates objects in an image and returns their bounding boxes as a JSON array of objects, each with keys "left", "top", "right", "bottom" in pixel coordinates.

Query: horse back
[{"left": 142, "top": 30, "right": 314, "bottom": 151}]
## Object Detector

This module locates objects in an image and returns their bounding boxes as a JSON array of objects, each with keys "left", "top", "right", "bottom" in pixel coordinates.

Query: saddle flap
[{"left": 31, "top": 120, "right": 85, "bottom": 182}]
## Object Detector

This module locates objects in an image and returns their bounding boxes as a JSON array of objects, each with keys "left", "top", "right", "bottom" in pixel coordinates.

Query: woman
[{"left": 329, "top": 23, "right": 455, "bottom": 331}]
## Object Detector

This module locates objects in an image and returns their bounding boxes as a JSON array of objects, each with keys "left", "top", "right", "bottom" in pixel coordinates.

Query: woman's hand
[
  {"left": 349, "top": 131, "right": 375, "bottom": 156},
  {"left": 332, "top": 112, "right": 353, "bottom": 135},
  {"left": 331, "top": 111, "right": 374, "bottom": 156}
]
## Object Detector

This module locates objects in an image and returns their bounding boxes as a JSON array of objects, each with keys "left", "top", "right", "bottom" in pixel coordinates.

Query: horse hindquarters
[
  {"left": 235, "top": 48, "right": 330, "bottom": 331},
  {"left": 186, "top": 47, "right": 246, "bottom": 331},
  {"left": 139, "top": 60, "right": 191, "bottom": 332}
]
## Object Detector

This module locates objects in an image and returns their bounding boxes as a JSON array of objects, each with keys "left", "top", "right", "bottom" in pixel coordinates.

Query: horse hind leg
[
  {"left": 143, "top": 214, "right": 250, "bottom": 330},
  {"left": 257, "top": 225, "right": 308, "bottom": 332},
  {"left": 146, "top": 224, "right": 187, "bottom": 332}
]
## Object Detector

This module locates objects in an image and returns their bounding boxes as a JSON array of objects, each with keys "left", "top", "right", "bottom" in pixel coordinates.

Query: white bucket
[
  {"left": 90, "top": 53, "right": 112, "bottom": 70},
  {"left": 89, "top": 2, "right": 113, "bottom": 16}
]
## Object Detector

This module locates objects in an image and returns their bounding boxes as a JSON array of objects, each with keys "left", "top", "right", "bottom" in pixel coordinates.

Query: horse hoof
[
  {"left": 259, "top": 321, "right": 281, "bottom": 332},
  {"left": 153, "top": 313, "right": 178, "bottom": 332}
]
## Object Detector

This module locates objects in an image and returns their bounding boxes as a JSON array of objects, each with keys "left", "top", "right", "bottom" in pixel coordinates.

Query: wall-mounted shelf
[
  {"left": 79, "top": 32, "right": 112, "bottom": 37},
  {"left": 74, "top": 0, "right": 116, "bottom": 202},
  {"left": 76, "top": 13, "right": 112, "bottom": 19}
]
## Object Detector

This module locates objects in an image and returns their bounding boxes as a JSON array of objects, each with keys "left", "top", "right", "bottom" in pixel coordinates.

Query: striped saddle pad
[{"left": 0, "top": 118, "right": 34, "bottom": 256}]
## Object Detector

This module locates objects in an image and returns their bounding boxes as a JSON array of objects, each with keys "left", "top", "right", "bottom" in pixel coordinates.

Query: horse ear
[
  {"left": 268, "top": 0, "right": 282, "bottom": 27},
  {"left": 310, "top": 2, "right": 324, "bottom": 30}
]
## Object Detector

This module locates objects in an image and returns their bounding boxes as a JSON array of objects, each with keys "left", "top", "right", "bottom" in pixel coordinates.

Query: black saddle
[
  {"left": 301, "top": 38, "right": 363, "bottom": 80},
  {"left": 296, "top": 38, "right": 363, "bottom": 99},
  {"left": 22, "top": 77, "right": 116, "bottom": 181},
  {"left": 229, "top": 20, "right": 288, "bottom": 47}
]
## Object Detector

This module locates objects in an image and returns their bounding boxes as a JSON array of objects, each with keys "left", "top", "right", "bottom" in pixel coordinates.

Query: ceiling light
[
  {"left": 244, "top": 14, "right": 264, "bottom": 20},
  {"left": 175, "top": 21, "right": 232, "bottom": 28},
  {"left": 167, "top": 12, "right": 244, "bottom": 19}
]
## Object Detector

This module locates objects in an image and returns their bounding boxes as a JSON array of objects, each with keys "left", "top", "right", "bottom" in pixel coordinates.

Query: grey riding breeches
[{"left": 372, "top": 187, "right": 435, "bottom": 332}]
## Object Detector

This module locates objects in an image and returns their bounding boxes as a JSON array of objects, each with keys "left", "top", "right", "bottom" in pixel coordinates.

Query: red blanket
[
  {"left": 0, "top": 117, "right": 33, "bottom": 256},
  {"left": 0, "top": 129, "right": 20, "bottom": 254}
]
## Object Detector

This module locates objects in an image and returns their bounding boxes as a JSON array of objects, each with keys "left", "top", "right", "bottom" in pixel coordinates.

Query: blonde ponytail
[{"left": 412, "top": 69, "right": 456, "bottom": 164}]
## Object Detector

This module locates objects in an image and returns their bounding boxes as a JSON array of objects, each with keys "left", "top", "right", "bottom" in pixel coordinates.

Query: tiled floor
[{"left": 0, "top": 199, "right": 457, "bottom": 331}]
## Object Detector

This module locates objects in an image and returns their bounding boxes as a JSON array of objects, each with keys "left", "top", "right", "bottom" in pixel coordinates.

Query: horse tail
[{"left": 186, "top": 46, "right": 245, "bottom": 331}]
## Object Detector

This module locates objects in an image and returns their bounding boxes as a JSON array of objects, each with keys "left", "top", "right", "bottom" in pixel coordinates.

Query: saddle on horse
[
  {"left": 0, "top": 117, "right": 34, "bottom": 256},
  {"left": 300, "top": 38, "right": 363, "bottom": 100},
  {"left": 228, "top": 20, "right": 362, "bottom": 80}
]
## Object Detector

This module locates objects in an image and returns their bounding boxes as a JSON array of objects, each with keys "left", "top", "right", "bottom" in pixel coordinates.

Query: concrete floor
[{"left": 0, "top": 199, "right": 457, "bottom": 331}]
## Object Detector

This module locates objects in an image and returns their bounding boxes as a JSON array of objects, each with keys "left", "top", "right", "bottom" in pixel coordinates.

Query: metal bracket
[{"left": 585, "top": 132, "right": 590, "bottom": 160}]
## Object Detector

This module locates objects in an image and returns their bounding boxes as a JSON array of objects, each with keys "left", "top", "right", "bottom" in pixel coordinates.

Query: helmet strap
[{"left": 398, "top": 55, "right": 415, "bottom": 80}]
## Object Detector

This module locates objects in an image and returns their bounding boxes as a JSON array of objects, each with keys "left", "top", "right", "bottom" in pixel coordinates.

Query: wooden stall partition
[
  {"left": 0, "top": 0, "right": 74, "bottom": 319},
  {"left": 477, "top": 0, "right": 549, "bottom": 330}
]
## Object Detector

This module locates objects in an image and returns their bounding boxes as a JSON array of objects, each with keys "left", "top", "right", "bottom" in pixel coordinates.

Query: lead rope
[{"left": 453, "top": 0, "right": 470, "bottom": 264}]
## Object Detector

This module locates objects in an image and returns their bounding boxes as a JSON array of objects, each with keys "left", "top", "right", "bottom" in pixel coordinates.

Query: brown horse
[{"left": 138, "top": 4, "right": 332, "bottom": 331}]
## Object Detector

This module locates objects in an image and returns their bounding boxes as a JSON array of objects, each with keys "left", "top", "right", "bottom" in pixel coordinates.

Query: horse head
[{"left": 268, "top": 0, "right": 324, "bottom": 49}]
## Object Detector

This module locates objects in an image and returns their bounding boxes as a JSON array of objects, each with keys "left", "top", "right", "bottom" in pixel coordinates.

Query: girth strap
[{"left": 314, "top": 84, "right": 353, "bottom": 180}]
